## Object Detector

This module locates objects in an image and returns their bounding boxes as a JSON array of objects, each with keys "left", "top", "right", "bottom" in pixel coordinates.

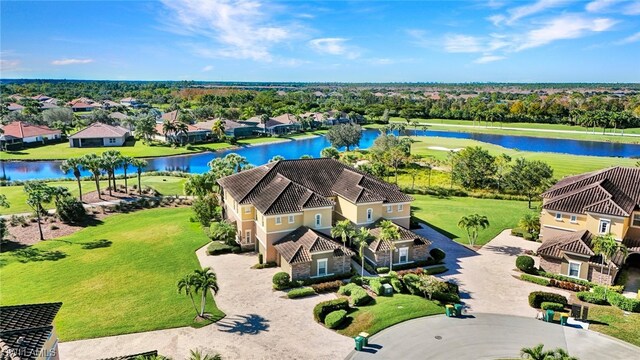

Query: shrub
[
  {"left": 209, "top": 221, "right": 237, "bottom": 245},
  {"left": 390, "top": 278, "right": 404, "bottom": 293},
  {"left": 376, "top": 267, "right": 390, "bottom": 274},
  {"left": 287, "top": 287, "right": 316, "bottom": 299},
  {"left": 424, "top": 266, "right": 448, "bottom": 275},
  {"left": 541, "top": 302, "right": 565, "bottom": 311},
  {"left": 313, "top": 298, "right": 349, "bottom": 322},
  {"left": 577, "top": 291, "right": 608, "bottom": 305},
  {"left": 272, "top": 272, "right": 291, "bottom": 290},
  {"left": 302, "top": 273, "right": 352, "bottom": 286},
  {"left": 537, "top": 271, "right": 593, "bottom": 288},
  {"left": 311, "top": 280, "right": 344, "bottom": 294},
  {"left": 402, "top": 274, "right": 421, "bottom": 295},
  {"left": 396, "top": 268, "right": 425, "bottom": 277},
  {"left": 338, "top": 283, "right": 373, "bottom": 306},
  {"left": 192, "top": 194, "right": 221, "bottom": 227},
  {"left": 548, "top": 279, "right": 588, "bottom": 292},
  {"left": 607, "top": 291, "right": 640, "bottom": 313},
  {"left": 56, "top": 196, "right": 86, "bottom": 223},
  {"left": 528, "top": 291, "right": 568, "bottom": 308},
  {"left": 369, "top": 279, "right": 383, "bottom": 295},
  {"left": 206, "top": 241, "right": 236, "bottom": 255},
  {"left": 429, "top": 248, "right": 446, "bottom": 263},
  {"left": 431, "top": 291, "right": 460, "bottom": 304},
  {"left": 252, "top": 261, "right": 277, "bottom": 269},
  {"left": 324, "top": 310, "right": 347, "bottom": 329},
  {"left": 258, "top": 253, "right": 263, "bottom": 265},
  {"left": 516, "top": 255, "right": 536, "bottom": 274},
  {"left": 520, "top": 274, "right": 551, "bottom": 286}
]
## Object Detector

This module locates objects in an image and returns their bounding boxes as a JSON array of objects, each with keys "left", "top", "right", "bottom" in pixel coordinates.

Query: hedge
[
  {"left": 338, "top": 283, "right": 373, "bottom": 306},
  {"left": 311, "top": 280, "right": 344, "bottom": 294},
  {"left": 528, "top": 291, "right": 568, "bottom": 308},
  {"left": 390, "top": 278, "right": 404, "bottom": 293},
  {"left": 302, "top": 272, "right": 352, "bottom": 286},
  {"left": 537, "top": 271, "right": 593, "bottom": 288},
  {"left": 287, "top": 287, "right": 316, "bottom": 299},
  {"left": 432, "top": 291, "right": 461, "bottom": 304},
  {"left": 516, "top": 255, "right": 536, "bottom": 274},
  {"left": 607, "top": 291, "right": 640, "bottom": 313},
  {"left": 369, "top": 279, "right": 384, "bottom": 295},
  {"left": 548, "top": 279, "right": 589, "bottom": 292},
  {"left": 577, "top": 291, "right": 608, "bottom": 305},
  {"left": 424, "top": 265, "right": 448, "bottom": 275},
  {"left": 324, "top": 310, "right": 348, "bottom": 329},
  {"left": 272, "top": 272, "right": 291, "bottom": 290},
  {"left": 520, "top": 274, "right": 551, "bottom": 286},
  {"left": 206, "top": 241, "right": 239, "bottom": 255},
  {"left": 313, "top": 298, "right": 350, "bottom": 323},
  {"left": 402, "top": 274, "right": 421, "bottom": 295},
  {"left": 376, "top": 267, "right": 390, "bottom": 274},
  {"left": 541, "top": 302, "right": 565, "bottom": 311}
]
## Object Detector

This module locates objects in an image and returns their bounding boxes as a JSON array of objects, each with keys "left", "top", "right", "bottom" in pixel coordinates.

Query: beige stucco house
[
  {"left": 538, "top": 166, "right": 640, "bottom": 285},
  {"left": 217, "top": 158, "right": 428, "bottom": 280}
]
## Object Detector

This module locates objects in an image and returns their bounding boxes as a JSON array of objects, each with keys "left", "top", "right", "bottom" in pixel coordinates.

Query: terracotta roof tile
[
  {"left": 0, "top": 302, "right": 62, "bottom": 360},
  {"left": 69, "top": 123, "right": 129, "bottom": 139},
  {"left": 367, "top": 220, "right": 431, "bottom": 252},
  {"left": 273, "top": 227, "right": 354, "bottom": 264},
  {"left": 0, "top": 122, "right": 61, "bottom": 139}
]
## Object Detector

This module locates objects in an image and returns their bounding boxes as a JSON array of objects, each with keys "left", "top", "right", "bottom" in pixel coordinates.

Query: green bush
[
  {"left": 390, "top": 278, "right": 404, "bottom": 293},
  {"left": 429, "top": 248, "right": 446, "bottom": 263},
  {"left": 272, "top": 272, "right": 290, "bottom": 290},
  {"left": 402, "top": 274, "right": 421, "bottom": 295},
  {"left": 313, "top": 298, "right": 350, "bottom": 322},
  {"left": 541, "top": 302, "right": 565, "bottom": 311},
  {"left": 56, "top": 196, "right": 86, "bottom": 223},
  {"left": 252, "top": 261, "right": 277, "bottom": 269},
  {"left": 209, "top": 221, "right": 237, "bottom": 245},
  {"left": 287, "top": 287, "right": 316, "bottom": 299},
  {"left": 206, "top": 241, "right": 238, "bottom": 255},
  {"left": 258, "top": 253, "right": 263, "bottom": 265},
  {"left": 577, "top": 291, "right": 608, "bottom": 305},
  {"left": 424, "top": 266, "right": 448, "bottom": 275},
  {"left": 516, "top": 255, "right": 536, "bottom": 274},
  {"left": 376, "top": 267, "right": 390, "bottom": 274},
  {"left": 528, "top": 291, "right": 568, "bottom": 308},
  {"left": 537, "top": 271, "right": 593, "bottom": 288},
  {"left": 338, "top": 283, "right": 373, "bottom": 306},
  {"left": 607, "top": 291, "right": 640, "bottom": 313},
  {"left": 369, "top": 280, "right": 383, "bottom": 295},
  {"left": 520, "top": 274, "right": 551, "bottom": 286},
  {"left": 324, "top": 310, "right": 347, "bottom": 329},
  {"left": 431, "top": 291, "right": 460, "bottom": 304},
  {"left": 311, "top": 280, "right": 344, "bottom": 294}
]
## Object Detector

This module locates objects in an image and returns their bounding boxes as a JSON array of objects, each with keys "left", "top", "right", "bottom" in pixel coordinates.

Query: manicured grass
[
  {"left": 336, "top": 294, "right": 444, "bottom": 337},
  {"left": 0, "top": 175, "right": 187, "bottom": 215},
  {"left": 412, "top": 194, "right": 538, "bottom": 246},
  {"left": 588, "top": 305, "right": 640, "bottom": 347},
  {"left": 0, "top": 207, "right": 225, "bottom": 340}
]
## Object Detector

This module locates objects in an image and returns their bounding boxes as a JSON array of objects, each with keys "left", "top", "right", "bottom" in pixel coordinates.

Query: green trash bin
[
  {"left": 359, "top": 332, "right": 370, "bottom": 346},
  {"left": 354, "top": 336, "right": 364, "bottom": 351},
  {"left": 454, "top": 304, "right": 463, "bottom": 317},
  {"left": 560, "top": 313, "right": 569, "bottom": 326},
  {"left": 445, "top": 304, "right": 454, "bottom": 317},
  {"left": 545, "top": 310, "right": 555, "bottom": 322}
]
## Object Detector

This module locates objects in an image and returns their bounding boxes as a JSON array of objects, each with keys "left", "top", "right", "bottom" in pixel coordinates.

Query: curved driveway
[{"left": 347, "top": 313, "right": 640, "bottom": 360}]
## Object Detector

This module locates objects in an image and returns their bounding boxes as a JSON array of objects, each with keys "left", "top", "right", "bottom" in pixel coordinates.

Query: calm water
[{"left": 2, "top": 129, "right": 638, "bottom": 181}]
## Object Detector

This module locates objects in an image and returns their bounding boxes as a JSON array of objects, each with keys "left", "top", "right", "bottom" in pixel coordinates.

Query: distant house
[
  {"left": 120, "top": 97, "right": 144, "bottom": 108},
  {"left": 300, "top": 111, "right": 350, "bottom": 126},
  {"left": 32, "top": 94, "right": 51, "bottom": 102},
  {"left": 102, "top": 100, "right": 121, "bottom": 109},
  {"left": 250, "top": 113, "right": 301, "bottom": 135},
  {"left": 7, "top": 103, "right": 24, "bottom": 112},
  {"left": 109, "top": 111, "right": 129, "bottom": 122},
  {"left": 69, "top": 123, "right": 130, "bottom": 147},
  {"left": 154, "top": 122, "right": 209, "bottom": 144},
  {"left": 194, "top": 119, "right": 259, "bottom": 138},
  {"left": 71, "top": 102, "right": 101, "bottom": 112},
  {"left": 0, "top": 121, "right": 62, "bottom": 143},
  {"left": 0, "top": 302, "right": 62, "bottom": 360}
]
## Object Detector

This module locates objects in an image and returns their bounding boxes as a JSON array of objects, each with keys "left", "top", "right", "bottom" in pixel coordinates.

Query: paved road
[{"left": 347, "top": 313, "right": 640, "bottom": 360}]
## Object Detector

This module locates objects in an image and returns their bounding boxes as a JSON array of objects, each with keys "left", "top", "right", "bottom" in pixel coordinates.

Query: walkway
[
  {"left": 347, "top": 313, "right": 640, "bottom": 360},
  {"left": 59, "top": 249, "right": 351, "bottom": 360}
]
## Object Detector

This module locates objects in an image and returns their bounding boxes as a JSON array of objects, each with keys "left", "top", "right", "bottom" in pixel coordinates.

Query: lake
[{"left": 2, "top": 129, "right": 639, "bottom": 181}]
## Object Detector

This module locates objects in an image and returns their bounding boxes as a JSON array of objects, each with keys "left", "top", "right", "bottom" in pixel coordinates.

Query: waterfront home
[
  {"left": 249, "top": 114, "right": 302, "bottom": 135},
  {"left": 217, "top": 158, "right": 428, "bottom": 280},
  {"left": 0, "top": 121, "right": 62, "bottom": 144},
  {"left": 0, "top": 302, "right": 62, "bottom": 360},
  {"left": 538, "top": 166, "right": 640, "bottom": 284},
  {"left": 120, "top": 97, "right": 141, "bottom": 107},
  {"left": 194, "top": 119, "right": 259, "bottom": 139},
  {"left": 69, "top": 123, "right": 130, "bottom": 148}
]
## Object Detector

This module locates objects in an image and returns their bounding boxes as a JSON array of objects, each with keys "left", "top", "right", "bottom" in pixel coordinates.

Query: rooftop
[
  {"left": 273, "top": 227, "right": 354, "bottom": 264},
  {"left": 0, "top": 121, "right": 61, "bottom": 139},
  {"left": 69, "top": 123, "right": 129, "bottom": 139},
  {"left": 0, "top": 302, "right": 62, "bottom": 360}
]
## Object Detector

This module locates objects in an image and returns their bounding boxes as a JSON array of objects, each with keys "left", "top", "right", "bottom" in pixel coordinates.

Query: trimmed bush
[
  {"left": 287, "top": 287, "right": 316, "bottom": 299},
  {"left": 424, "top": 266, "right": 448, "bottom": 275},
  {"left": 402, "top": 274, "right": 421, "bottom": 295},
  {"left": 252, "top": 261, "right": 277, "bottom": 269},
  {"left": 56, "top": 196, "right": 86, "bottom": 223},
  {"left": 313, "top": 298, "right": 350, "bottom": 322},
  {"left": 537, "top": 271, "right": 593, "bottom": 289},
  {"left": 541, "top": 302, "right": 565, "bottom": 311},
  {"left": 338, "top": 283, "right": 373, "bottom": 306},
  {"left": 429, "top": 248, "right": 446, "bottom": 263},
  {"left": 302, "top": 273, "right": 352, "bottom": 286},
  {"left": 376, "top": 267, "right": 390, "bottom": 274},
  {"left": 311, "top": 280, "right": 344, "bottom": 294},
  {"left": 520, "top": 274, "right": 551, "bottom": 286},
  {"left": 577, "top": 291, "right": 608, "bottom": 305},
  {"left": 516, "top": 255, "right": 536, "bottom": 274},
  {"left": 272, "top": 272, "right": 290, "bottom": 290},
  {"left": 206, "top": 241, "right": 238, "bottom": 255},
  {"left": 607, "top": 291, "right": 640, "bottom": 313},
  {"left": 369, "top": 279, "right": 383, "bottom": 296},
  {"left": 528, "top": 291, "right": 568, "bottom": 308},
  {"left": 548, "top": 279, "right": 588, "bottom": 292},
  {"left": 431, "top": 291, "right": 460, "bottom": 304},
  {"left": 390, "top": 278, "right": 404, "bottom": 293},
  {"left": 324, "top": 310, "right": 347, "bottom": 329},
  {"left": 258, "top": 253, "right": 264, "bottom": 264},
  {"left": 209, "top": 221, "right": 237, "bottom": 245},
  {"left": 396, "top": 268, "right": 425, "bottom": 277}
]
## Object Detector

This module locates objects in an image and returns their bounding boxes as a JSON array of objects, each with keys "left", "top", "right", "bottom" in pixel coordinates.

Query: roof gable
[{"left": 273, "top": 227, "right": 354, "bottom": 264}]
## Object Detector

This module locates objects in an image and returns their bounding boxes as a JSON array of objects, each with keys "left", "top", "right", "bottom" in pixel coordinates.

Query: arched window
[
  {"left": 366, "top": 208, "right": 373, "bottom": 222},
  {"left": 315, "top": 214, "right": 322, "bottom": 227}
]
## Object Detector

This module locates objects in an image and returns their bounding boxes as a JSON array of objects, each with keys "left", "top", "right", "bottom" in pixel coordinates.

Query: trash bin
[
  {"left": 354, "top": 336, "right": 364, "bottom": 351},
  {"left": 382, "top": 283, "right": 393, "bottom": 296},
  {"left": 560, "top": 313, "right": 569, "bottom": 326},
  {"left": 445, "top": 304, "right": 454, "bottom": 317},
  {"left": 545, "top": 309, "right": 555, "bottom": 322},
  {"left": 358, "top": 332, "right": 370, "bottom": 347},
  {"left": 454, "top": 304, "right": 463, "bottom": 317}
]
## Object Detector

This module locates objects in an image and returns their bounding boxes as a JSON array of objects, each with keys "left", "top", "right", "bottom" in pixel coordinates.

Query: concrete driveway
[
  {"left": 59, "top": 249, "right": 351, "bottom": 359},
  {"left": 347, "top": 313, "right": 640, "bottom": 360},
  {"left": 415, "top": 226, "right": 570, "bottom": 316}
]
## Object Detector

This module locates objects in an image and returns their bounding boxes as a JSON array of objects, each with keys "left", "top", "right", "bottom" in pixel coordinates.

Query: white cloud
[
  {"left": 51, "top": 58, "right": 94, "bottom": 65},
  {"left": 309, "top": 38, "right": 360, "bottom": 58},
  {"left": 0, "top": 59, "right": 21, "bottom": 71},
  {"left": 493, "top": 0, "right": 569, "bottom": 26},
  {"left": 517, "top": 15, "right": 616, "bottom": 50},
  {"left": 159, "top": 0, "right": 298, "bottom": 61},
  {"left": 586, "top": 0, "right": 620, "bottom": 13},
  {"left": 624, "top": 1, "right": 640, "bottom": 14},
  {"left": 616, "top": 31, "right": 640, "bottom": 44},
  {"left": 474, "top": 55, "right": 506, "bottom": 63},
  {"left": 202, "top": 65, "right": 214, "bottom": 72},
  {"left": 444, "top": 34, "right": 485, "bottom": 53}
]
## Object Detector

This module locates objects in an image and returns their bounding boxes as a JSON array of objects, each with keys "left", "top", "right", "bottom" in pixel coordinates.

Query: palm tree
[
  {"left": 81, "top": 154, "right": 104, "bottom": 200},
  {"left": 457, "top": 214, "right": 490, "bottom": 247},
  {"left": 352, "top": 227, "right": 374, "bottom": 277},
  {"left": 162, "top": 120, "right": 176, "bottom": 143},
  {"left": 121, "top": 156, "right": 134, "bottom": 192},
  {"left": 193, "top": 267, "right": 219, "bottom": 318},
  {"left": 518, "top": 213, "right": 540, "bottom": 240},
  {"left": 331, "top": 220, "right": 355, "bottom": 273},
  {"left": 131, "top": 158, "right": 148, "bottom": 195},
  {"left": 177, "top": 274, "right": 200, "bottom": 317},
  {"left": 592, "top": 233, "right": 628, "bottom": 286},
  {"left": 211, "top": 119, "right": 225, "bottom": 140},
  {"left": 379, "top": 220, "right": 401, "bottom": 272},
  {"left": 188, "top": 349, "right": 222, "bottom": 360},
  {"left": 60, "top": 157, "right": 85, "bottom": 202},
  {"left": 101, "top": 150, "right": 122, "bottom": 196},
  {"left": 260, "top": 114, "right": 270, "bottom": 133},
  {"left": 520, "top": 344, "right": 576, "bottom": 360},
  {"left": 175, "top": 121, "right": 189, "bottom": 146}
]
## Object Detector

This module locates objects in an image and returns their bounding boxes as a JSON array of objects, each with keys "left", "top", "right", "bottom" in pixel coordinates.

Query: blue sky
[{"left": 1, "top": 0, "right": 639, "bottom": 82}]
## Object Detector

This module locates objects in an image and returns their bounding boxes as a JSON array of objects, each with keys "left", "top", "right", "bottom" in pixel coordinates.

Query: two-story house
[
  {"left": 538, "top": 166, "right": 640, "bottom": 285},
  {"left": 217, "top": 158, "right": 431, "bottom": 281}
]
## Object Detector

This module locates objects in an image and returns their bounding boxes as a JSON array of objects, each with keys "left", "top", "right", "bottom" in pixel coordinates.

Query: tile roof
[
  {"left": 366, "top": 220, "right": 431, "bottom": 252},
  {"left": 537, "top": 230, "right": 620, "bottom": 268},
  {"left": 273, "top": 227, "right": 354, "bottom": 264},
  {"left": 217, "top": 159, "right": 412, "bottom": 212},
  {"left": 109, "top": 112, "right": 128, "bottom": 120},
  {"left": 161, "top": 110, "right": 180, "bottom": 122},
  {"left": 194, "top": 119, "right": 256, "bottom": 131},
  {"left": 0, "top": 122, "right": 61, "bottom": 139},
  {"left": 69, "top": 123, "right": 129, "bottom": 139},
  {"left": 542, "top": 167, "right": 640, "bottom": 217},
  {"left": 0, "top": 302, "right": 62, "bottom": 360},
  {"left": 252, "top": 174, "right": 334, "bottom": 215}
]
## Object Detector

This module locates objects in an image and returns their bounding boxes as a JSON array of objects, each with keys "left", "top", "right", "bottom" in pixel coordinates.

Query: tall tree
[
  {"left": 131, "top": 158, "right": 148, "bottom": 195},
  {"left": 121, "top": 156, "right": 134, "bottom": 191},
  {"left": 505, "top": 158, "right": 554, "bottom": 208},
  {"left": 24, "top": 182, "right": 55, "bottom": 240},
  {"left": 325, "top": 124, "right": 363, "bottom": 151},
  {"left": 60, "top": 157, "right": 85, "bottom": 201},
  {"left": 451, "top": 146, "right": 496, "bottom": 190},
  {"left": 352, "top": 227, "right": 374, "bottom": 278},
  {"left": 81, "top": 154, "right": 104, "bottom": 200},
  {"left": 320, "top": 147, "right": 340, "bottom": 159},
  {"left": 101, "top": 150, "right": 122, "bottom": 196},
  {"left": 592, "top": 233, "right": 628, "bottom": 287},
  {"left": 331, "top": 220, "right": 355, "bottom": 273},
  {"left": 379, "top": 220, "right": 401, "bottom": 272},
  {"left": 211, "top": 120, "right": 225, "bottom": 140},
  {"left": 192, "top": 267, "right": 220, "bottom": 318},
  {"left": 493, "top": 153, "right": 512, "bottom": 193},
  {"left": 457, "top": 214, "right": 490, "bottom": 247},
  {"left": 177, "top": 273, "right": 200, "bottom": 317}
]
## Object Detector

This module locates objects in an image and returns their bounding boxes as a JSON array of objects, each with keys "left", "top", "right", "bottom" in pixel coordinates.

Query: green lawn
[
  {"left": 0, "top": 175, "right": 187, "bottom": 215},
  {"left": 336, "top": 294, "right": 444, "bottom": 337},
  {"left": 412, "top": 194, "right": 537, "bottom": 246},
  {"left": 0, "top": 207, "right": 224, "bottom": 340},
  {"left": 588, "top": 305, "right": 640, "bottom": 347}
]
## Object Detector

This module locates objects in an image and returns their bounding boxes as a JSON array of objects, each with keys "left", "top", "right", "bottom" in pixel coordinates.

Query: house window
[
  {"left": 108, "top": 138, "right": 116, "bottom": 144},
  {"left": 599, "top": 219, "right": 610, "bottom": 234},
  {"left": 555, "top": 213, "right": 562, "bottom": 221},
  {"left": 288, "top": 215, "right": 295, "bottom": 224},
  {"left": 317, "top": 259, "right": 328, "bottom": 277},
  {"left": 570, "top": 215, "right": 577, "bottom": 224},
  {"left": 245, "top": 230, "right": 251, "bottom": 243},
  {"left": 399, "top": 248, "right": 409, "bottom": 264},
  {"left": 275, "top": 216, "right": 282, "bottom": 225},
  {"left": 315, "top": 214, "right": 322, "bottom": 228},
  {"left": 398, "top": 204, "right": 404, "bottom": 212},
  {"left": 244, "top": 207, "right": 251, "bottom": 214},
  {"left": 261, "top": 216, "right": 265, "bottom": 227},
  {"left": 568, "top": 262, "right": 580, "bottom": 278},
  {"left": 387, "top": 205, "right": 392, "bottom": 213},
  {"left": 633, "top": 213, "right": 640, "bottom": 227},
  {"left": 366, "top": 208, "right": 373, "bottom": 222}
]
